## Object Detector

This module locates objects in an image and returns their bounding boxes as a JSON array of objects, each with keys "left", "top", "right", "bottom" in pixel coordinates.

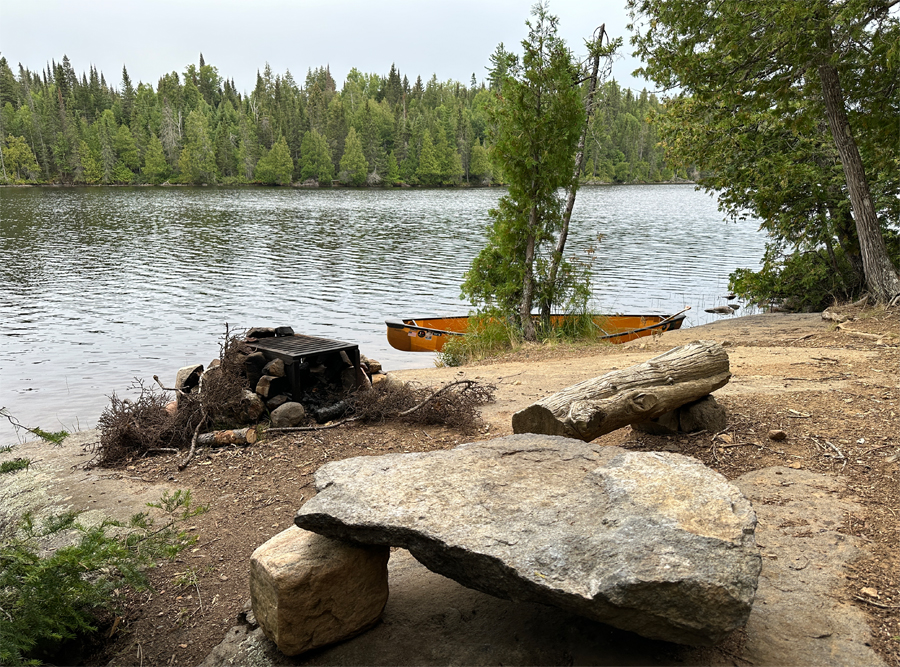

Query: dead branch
[
  {"left": 153, "top": 375, "right": 187, "bottom": 398},
  {"left": 398, "top": 380, "right": 479, "bottom": 416},
  {"left": 177, "top": 410, "right": 207, "bottom": 471},
  {"left": 266, "top": 417, "right": 361, "bottom": 433}
]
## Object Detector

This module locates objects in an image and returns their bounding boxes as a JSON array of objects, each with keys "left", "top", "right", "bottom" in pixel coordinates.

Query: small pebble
[{"left": 768, "top": 429, "right": 787, "bottom": 441}]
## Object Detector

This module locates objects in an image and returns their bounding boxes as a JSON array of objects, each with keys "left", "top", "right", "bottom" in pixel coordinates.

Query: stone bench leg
[{"left": 250, "top": 526, "right": 390, "bottom": 656}]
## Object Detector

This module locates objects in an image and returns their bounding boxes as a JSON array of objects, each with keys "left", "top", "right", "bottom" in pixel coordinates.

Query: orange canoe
[{"left": 385, "top": 313, "right": 687, "bottom": 353}]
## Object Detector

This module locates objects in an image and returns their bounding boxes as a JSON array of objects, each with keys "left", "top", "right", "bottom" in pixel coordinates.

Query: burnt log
[
  {"left": 511, "top": 340, "right": 731, "bottom": 442},
  {"left": 197, "top": 427, "right": 258, "bottom": 446}
]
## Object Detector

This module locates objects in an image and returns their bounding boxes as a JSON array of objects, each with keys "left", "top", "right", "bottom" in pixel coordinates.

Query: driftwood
[
  {"left": 511, "top": 340, "right": 731, "bottom": 442},
  {"left": 196, "top": 427, "right": 258, "bottom": 446}
]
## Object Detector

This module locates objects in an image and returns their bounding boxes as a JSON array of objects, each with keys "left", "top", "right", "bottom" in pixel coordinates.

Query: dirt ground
[{"left": 3, "top": 308, "right": 898, "bottom": 666}]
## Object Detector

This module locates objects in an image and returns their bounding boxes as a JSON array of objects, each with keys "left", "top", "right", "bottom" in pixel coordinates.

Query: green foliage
[
  {"left": 436, "top": 312, "right": 522, "bottom": 367},
  {"left": 28, "top": 427, "right": 69, "bottom": 445},
  {"left": 0, "top": 490, "right": 206, "bottom": 666},
  {"left": 461, "top": 4, "right": 593, "bottom": 339},
  {"left": 179, "top": 109, "right": 216, "bottom": 184},
  {"left": 339, "top": 126, "right": 368, "bottom": 185},
  {"left": 142, "top": 134, "right": 170, "bottom": 184},
  {"left": 299, "top": 129, "right": 333, "bottom": 183},
  {"left": 254, "top": 136, "right": 294, "bottom": 185},
  {"left": 629, "top": 0, "right": 900, "bottom": 300},
  {"left": 0, "top": 458, "right": 31, "bottom": 474},
  {"left": 0, "top": 408, "right": 68, "bottom": 445},
  {"left": 1, "top": 53, "right": 675, "bottom": 189},
  {"left": 1, "top": 134, "right": 41, "bottom": 182}
]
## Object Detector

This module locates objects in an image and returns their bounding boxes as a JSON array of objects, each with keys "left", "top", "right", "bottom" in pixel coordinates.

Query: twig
[
  {"left": 862, "top": 444, "right": 898, "bottom": 454},
  {"left": 853, "top": 596, "right": 900, "bottom": 609},
  {"left": 147, "top": 448, "right": 179, "bottom": 454},
  {"left": 177, "top": 411, "right": 207, "bottom": 471},
  {"left": 153, "top": 375, "right": 187, "bottom": 398},
  {"left": 194, "top": 537, "right": 222, "bottom": 551},
  {"left": 267, "top": 417, "right": 360, "bottom": 432},
  {"left": 398, "top": 380, "right": 477, "bottom": 416},
  {"left": 824, "top": 440, "right": 845, "bottom": 459}
]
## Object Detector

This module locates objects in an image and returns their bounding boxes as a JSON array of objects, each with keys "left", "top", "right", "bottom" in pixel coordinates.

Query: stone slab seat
[{"left": 294, "top": 433, "right": 762, "bottom": 646}]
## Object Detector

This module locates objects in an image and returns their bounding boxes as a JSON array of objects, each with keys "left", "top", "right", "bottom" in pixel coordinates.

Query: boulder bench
[{"left": 250, "top": 433, "right": 762, "bottom": 656}]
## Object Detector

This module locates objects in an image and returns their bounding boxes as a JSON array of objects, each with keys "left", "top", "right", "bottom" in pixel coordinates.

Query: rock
[
  {"left": 275, "top": 326, "right": 294, "bottom": 336},
  {"left": 768, "top": 429, "right": 788, "bottom": 441},
  {"left": 256, "top": 375, "right": 288, "bottom": 400},
  {"left": 633, "top": 395, "right": 727, "bottom": 435},
  {"left": 295, "top": 434, "right": 761, "bottom": 646},
  {"left": 270, "top": 402, "right": 306, "bottom": 428},
  {"left": 371, "top": 374, "right": 387, "bottom": 387},
  {"left": 175, "top": 363, "right": 204, "bottom": 394},
  {"left": 680, "top": 395, "right": 728, "bottom": 432},
  {"left": 266, "top": 395, "right": 290, "bottom": 411},
  {"left": 262, "top": 358, "right": 286, "bottom": 378},
  {"left": 164, "top": 400, "right": 177, "bottom": 415},
  {"left": 361, "top": 355, "right": 383, "bottom": 374},
  {"left": 250, "top": 526, "right": 389, "bottom": 656},
  {"left": 244, "top": 352, "right": 268, "bottom": 390},
  {"left": 207, "top": 358, "right": 221, "bottom": 369},
  {"left": 705, "top": 306, "right": 737, "bottom": 315},
  {"left": 240, "top": 390, "right": 265, "bottom": 422}
]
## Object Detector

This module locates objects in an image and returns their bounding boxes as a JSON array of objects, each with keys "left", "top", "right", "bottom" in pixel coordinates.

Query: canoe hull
[{"left": 385, "top": 313, "right": 686, "bottom": 353}]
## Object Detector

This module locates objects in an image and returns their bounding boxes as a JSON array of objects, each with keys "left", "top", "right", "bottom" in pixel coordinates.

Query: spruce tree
[{"left": 339, "top": 126, "right": 367, "bottom": 185}]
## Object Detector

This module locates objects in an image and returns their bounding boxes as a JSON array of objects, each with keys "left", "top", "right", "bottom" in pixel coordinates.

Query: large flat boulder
[{"left": 294, "top": 434, "right": 761, "bottom": 646}]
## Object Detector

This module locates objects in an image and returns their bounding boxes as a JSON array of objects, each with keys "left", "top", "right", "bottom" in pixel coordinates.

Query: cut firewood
[
  {"left": 511, "top": 340, "right": 731, "bottom": 441},
  {"left": 196, "top": 427, "right": 258, "bottom": 447}
]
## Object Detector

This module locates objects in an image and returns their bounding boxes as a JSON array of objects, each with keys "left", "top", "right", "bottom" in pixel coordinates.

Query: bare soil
[{"left": 3, "top": 309, "right": 898, "bottom": 666}]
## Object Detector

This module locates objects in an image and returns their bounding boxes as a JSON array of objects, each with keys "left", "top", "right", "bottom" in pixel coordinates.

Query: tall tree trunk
[
  {"left": 521, "top": 205, "right": 538, "bottom": 342},
  {"left": 541, "top": 26, "right": 608, "bottom": 325},
  {"left": 817, "top": 56, "right": 900, "bottom": 302}
]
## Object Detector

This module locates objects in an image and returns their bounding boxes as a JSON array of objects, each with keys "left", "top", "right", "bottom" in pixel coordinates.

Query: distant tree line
[{"left": 0, "top": 53, "right": 679, "bottom": 186}]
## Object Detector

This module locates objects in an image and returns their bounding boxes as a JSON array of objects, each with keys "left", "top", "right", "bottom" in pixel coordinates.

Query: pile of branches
[
  {"left": 95, "top": 327, "right": 250, "bottom": 466},
  {"left": 348, "top": 379, "right": 496, "bottom": 433}
]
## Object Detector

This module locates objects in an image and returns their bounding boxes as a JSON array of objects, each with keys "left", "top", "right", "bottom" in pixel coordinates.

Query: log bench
[{"left": 511, "top": 340, "right": 731, "bottom": 441}]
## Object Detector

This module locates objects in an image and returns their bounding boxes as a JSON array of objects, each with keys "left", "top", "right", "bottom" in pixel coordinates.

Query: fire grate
[
  {"left": 248, "top": 334, "right": 361, "bottom": 395},
  {"left": 249, "top": 334, "right": 358, "bottom": 359}
]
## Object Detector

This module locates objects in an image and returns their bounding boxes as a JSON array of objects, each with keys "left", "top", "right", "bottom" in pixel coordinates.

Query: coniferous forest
[{"left": 0, "top": 54, "right": 678, "bottom": 186}]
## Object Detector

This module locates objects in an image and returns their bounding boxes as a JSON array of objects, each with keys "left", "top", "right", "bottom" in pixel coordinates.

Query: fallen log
[
  {"left": 196, "top": 427, "right": 258, "bottom": 447},
  {"left": 511, "top": 340, "right": 731, "bottom": 442}
]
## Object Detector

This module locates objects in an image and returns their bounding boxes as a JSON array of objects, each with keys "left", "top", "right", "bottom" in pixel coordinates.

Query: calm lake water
[{"left": 0, "top": 185, "right": 766, "bottom": 444}]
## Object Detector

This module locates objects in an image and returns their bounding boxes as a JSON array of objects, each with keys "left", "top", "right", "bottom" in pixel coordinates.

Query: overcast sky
[{"left": 1, "top": 0, "right": 654, "bottom": 95}]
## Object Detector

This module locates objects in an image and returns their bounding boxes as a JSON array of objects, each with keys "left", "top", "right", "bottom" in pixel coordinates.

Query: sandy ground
[{"left": 1, "top": 310, "right": 898, "bottom": 666}]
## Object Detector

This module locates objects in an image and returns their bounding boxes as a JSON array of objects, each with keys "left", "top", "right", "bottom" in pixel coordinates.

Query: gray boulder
[
  {"left": 271, "top": 402, "right": 306, "bottom": 428},
  {"left": 295, "top": 434, "right": 761, "bottom": 646}
]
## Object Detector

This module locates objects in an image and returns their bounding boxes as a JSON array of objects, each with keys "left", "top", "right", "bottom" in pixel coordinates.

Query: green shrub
[
  {"left": 0, "top": 458, "right": 31, "bottom": 474},
  {"left": 730, "top": 245, "right": 865, "bottom": 312},
  {"left": 437, "top": 312, "right": 522, "bottom": 367},
  {"left": 0, "top": 490, "right": 207, "bottom": 666}
]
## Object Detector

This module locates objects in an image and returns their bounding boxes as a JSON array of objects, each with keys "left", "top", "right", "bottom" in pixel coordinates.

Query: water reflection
[{"left": 0, "top": 185, "right": 765, "bottom": 443}]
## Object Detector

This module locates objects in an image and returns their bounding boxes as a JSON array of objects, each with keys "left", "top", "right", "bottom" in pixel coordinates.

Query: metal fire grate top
[{"left": 248, "top": 334, "right": 356, "bottom": 360}]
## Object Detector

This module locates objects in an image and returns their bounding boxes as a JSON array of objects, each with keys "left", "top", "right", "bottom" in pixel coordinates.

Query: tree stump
[{"left": 511, "top": 340, "right": 731, "bottom": 441}]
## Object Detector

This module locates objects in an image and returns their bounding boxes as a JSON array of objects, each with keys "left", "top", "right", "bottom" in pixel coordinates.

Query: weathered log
[
  {"left": 511, "top": 340, "right": 731, "bottom": 441},
  {"left": 197, "top": 427, "right": 258, "bottom": 447}
]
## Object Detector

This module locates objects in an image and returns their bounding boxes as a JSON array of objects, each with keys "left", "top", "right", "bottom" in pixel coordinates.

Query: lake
[{"left": 0, "top": 185, "right": 766, "bottom": 444}]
